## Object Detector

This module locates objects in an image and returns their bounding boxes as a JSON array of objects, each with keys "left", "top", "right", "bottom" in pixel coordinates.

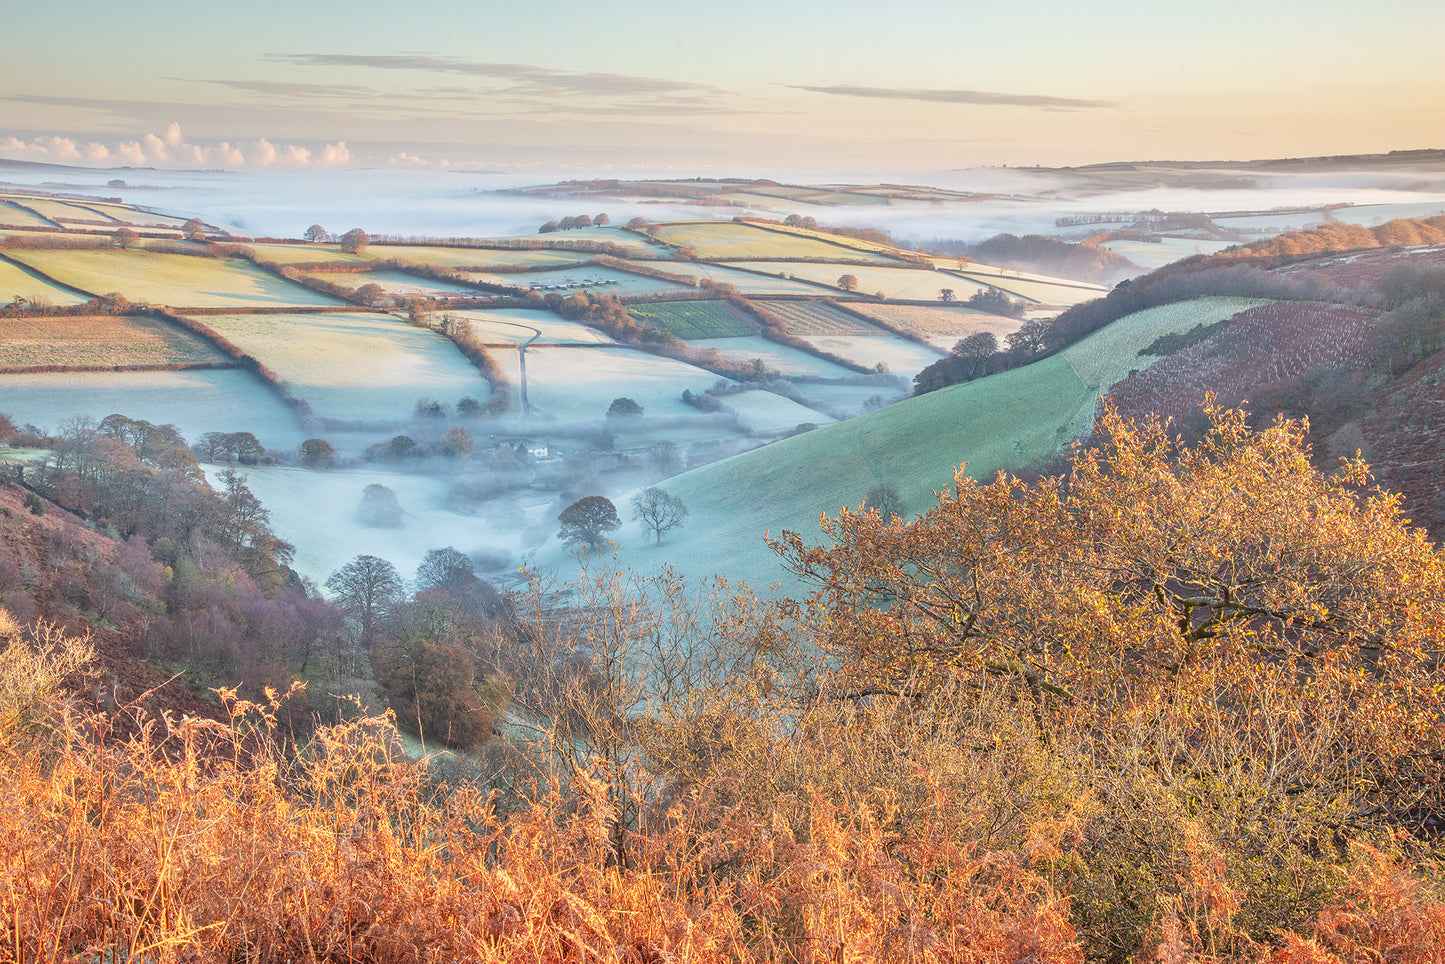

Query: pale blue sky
[{"left": 2, "top": 0, "right": 1441, "bottom": 172}]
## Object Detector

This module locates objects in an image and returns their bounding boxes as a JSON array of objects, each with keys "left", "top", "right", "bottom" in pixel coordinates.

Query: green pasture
[
  {"left": 0, "top": 259, "right": 93, "bottom": 306},
  {"left": 243, "top": 243, "right": 372, "bottom": 265},
  {"left": 6, "top": 197, "right": 112, "bottom": 223},
  {"left": 6, "top": 249, "right": 345, "bottom": 308},
  {"left": 627, "top": 301, "right": 752, "bottom": 340},
  {"left": 0, "top": 202, "right": 56, "bottom": 229}
]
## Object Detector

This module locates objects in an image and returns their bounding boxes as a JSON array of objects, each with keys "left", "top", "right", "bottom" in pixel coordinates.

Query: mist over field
[{"left": 5, "top": 161, "right": 1442, "bottom": 245}]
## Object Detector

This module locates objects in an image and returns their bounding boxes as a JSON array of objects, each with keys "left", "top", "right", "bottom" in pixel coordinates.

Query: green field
[
  {"left": 0, "top": 201, "right": 55, "bottom": 228},
  {"left": 243, "top": 243, "right": 372, "bottom": 265},
  {"left": 751, "top": 300, "right": 882, "bottom": 335},
  {"left": 5, "top": 197, "right": 113, "bottom": 223},
  {"left": 627, "top": 301, "right": 752, "bottom": 339},
  {"left": 0, "top": 314, "right": 226, "bottom": 368},
  {"left": 649, "top": 221, "right": 900, "bottom": 262},
  {"left": 0, "top": 258, "right": 93, "bottom": 306},
  {"left": 6, "top": 249, "right": 345, "bottom": 308}
]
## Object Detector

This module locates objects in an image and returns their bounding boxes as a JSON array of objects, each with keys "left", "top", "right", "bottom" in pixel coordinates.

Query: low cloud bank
[{"left": 0, "top": 123, "right": 352, "bottom": 170}]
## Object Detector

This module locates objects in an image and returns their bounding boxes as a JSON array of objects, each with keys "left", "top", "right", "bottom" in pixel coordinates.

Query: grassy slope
[{"left": 526, "top": 296, "right": 1266, "bottom": 591}]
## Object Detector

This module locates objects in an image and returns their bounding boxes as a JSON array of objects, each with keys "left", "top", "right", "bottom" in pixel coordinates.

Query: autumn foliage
[{"left": 4, "top": 402, "right": 1445, "bottom": 961}]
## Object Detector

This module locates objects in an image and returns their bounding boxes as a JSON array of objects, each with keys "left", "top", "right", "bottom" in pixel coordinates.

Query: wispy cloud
[
  {"left": 787, "top": 84, "right": 1119, "bottom": 111},
  {"left": 196, "top": 79, "right": 379, "bottom": 99},
  {"left": 267, "top": 53, "right": 725, "bottom": 101}
]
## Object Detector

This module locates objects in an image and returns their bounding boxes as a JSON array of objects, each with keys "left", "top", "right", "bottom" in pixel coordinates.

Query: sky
[{"left": 2, "top": 0, "right": 1442, "bottom": 175}]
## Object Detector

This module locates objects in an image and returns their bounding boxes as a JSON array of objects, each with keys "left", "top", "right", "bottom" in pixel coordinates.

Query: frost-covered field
[
  {"left": 945, "top": 268, "right": 1108, "bottom": 306},
  {"left": 632, "top": 262, "right": 833, "bottom": 296},
  {"left": 303, "top": 269, "right": 479, "bottom": 298},
  {"left": 791, "top": 334, "right": 943, "bottom": 380},
  {"left": 521, "top": 346, "right": 724, "bottom": 420},
  {"left": 461, "top": 265, "right": 693, "bottom": 297},
  {"left": 736, "top": 262, "right": 967, "bottom": 301},
  {"left": 688, "top": 335, "right": 858, "bottom": 379},
  {"left": 1099, "top": 238, "right": 1236, "bottom": 270},
  {"left": 649, "top": 221, "right": 900, "bottom": 262},
  {"left": 369, "top": 245, "right": 591, "bottom": 268},
  {"left": 200, "top": 312, "right": 490, "bottom": 420},
  {"left": 0, "top": 369, "right": 308, "bottom": 449},
  {"left": 717, "top": 389, "right": 834, "bottom": 434},
  {"left": 456, "top": 309, "right": 615, "bottom": 345}
]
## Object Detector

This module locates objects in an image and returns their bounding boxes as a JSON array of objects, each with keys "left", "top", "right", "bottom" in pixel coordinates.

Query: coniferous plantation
[{"left": 3, "top": 178, "right": 1445, "bottom": 961}]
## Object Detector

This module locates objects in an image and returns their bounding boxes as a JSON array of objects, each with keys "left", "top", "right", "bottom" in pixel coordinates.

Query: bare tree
[{"left": 631, "top": 488, "right": 688, "bottom": 544}]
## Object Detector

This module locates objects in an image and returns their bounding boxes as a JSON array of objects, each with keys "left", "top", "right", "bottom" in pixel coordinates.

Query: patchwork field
[
  {"left": 521, "top": 346, "right": 727, "bottom": 420},
  {"left": 243, "top": 243, "right": 372, "bottom": 265},
  {"left": 5, "top": 197, "right": 116, "bottom": 223},
  {"left": 0, "top": 258, "right": 93, "bottom": 306},
  {"left": 649, "top": 221, "right": 900, "bottom": 262},
  {"left": 716, "top": 389, "right": 834, "bottom": 434},
  {"left": 84, "top": 202, "right": 194, "bottom": 228},
  {"left": 737, "top": 262, "right": 973, "bottom": 300},
  {"left": 688, "top": 335, "right": 859, "bottom": 379},
  {"left": 303, "top": 269, "right": 479, "bottom": 298},
  {"left": 6, "top": 249, "right": 345, "bottom": 308},
  {"left": 791, "top": 334, "right": 944, "bottom": 380},
  {"left": 0, "top": 201, "right": 55, "bottom": 228},
  {"left": 453, "top": 308, "right": 615, "bottom": 345},
  {"left": 369, "top": 245, "right": 594, "bottom": 269},
  {"left": 627, "top": 301, "right": 752, "bottom": 339},
  {"left": 793, "top": 380, "right": 908, "bottom": 417},
  {"left": 199, "top": 312, "right": 490, "bottom": 421},
  {"left": 1098, "top": 238, "right": 1235, "bottom": 269},
  {"left": 462, "top": 266, "right": 693, "bottom": 297},
  {"left": 632, "top": 261, "right": 832, "bottom": 296},
  {"left": 0, "top": 369, "right": 308, "bottom": 449},
  {"left": 752, "top": 300, "right": 884, "bottom": 335},
  {"left": 945, "top": 269, "right": 1108, "bottom": 305},
  {"left": 0, "top": 314, "right": 227, "bottom": 369},
  {"left": 843, "top": 303, "right": 1024, "bottom": 351}
]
